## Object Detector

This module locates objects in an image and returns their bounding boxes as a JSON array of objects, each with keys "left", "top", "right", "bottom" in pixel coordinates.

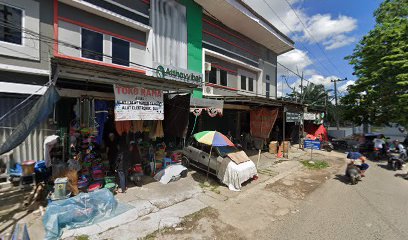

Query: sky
[{"left": 245, "top": 0, "right": 383, "bottom": 97}]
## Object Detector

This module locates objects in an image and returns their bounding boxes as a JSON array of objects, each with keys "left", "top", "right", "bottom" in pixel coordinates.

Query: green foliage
[
  {"left": 301, "top": 160, "right": 329, "bottom": 170},
  {"left": 286, "top": 83, "right": 329, "bottom": 108},
  {"left": 286, "top": 83, "right": 341, "bottom": 125},
  {"left": 343, "top": 0, "right": 408, "bottom": 126}
]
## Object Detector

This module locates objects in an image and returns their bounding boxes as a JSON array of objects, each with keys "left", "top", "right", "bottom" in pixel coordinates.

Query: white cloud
[
  {"left": 244, "top": 1, "right": 358, "bottom": 50},
  {"left": 277, "top": 49, "right": 313, "bottom": 78},
  {"left": 323, "top": 35, "right": 356, "bottom": 50},
  {"left": 338, "top": 80, "right": 355, "bottom": 93},
  {"left": 304, "top": 14, "right": 357, "bottom": 43},
  {"left": 307, "top": 74, "right": 338, "bottom": 88}
]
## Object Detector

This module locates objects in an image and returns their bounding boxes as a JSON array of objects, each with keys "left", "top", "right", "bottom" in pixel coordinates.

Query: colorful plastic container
[
  {"left": 21, "top": 160, "right": 35, "bottom": 175},
  {"left": 88, "top": 182, "right": 102, "bottom": 192}
]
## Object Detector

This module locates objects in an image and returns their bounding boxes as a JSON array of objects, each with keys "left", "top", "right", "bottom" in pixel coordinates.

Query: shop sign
[
  {"left": 304, "top": 140, "right": 321, "bottom": 150},
  {"left": 286, "top": 112, "right": 301, "bottom": 123},
  {"left": 153, "top": 62, "right": 203, "bottom": 83},
  {"left": 303, "top": 112, "right": 316, "bottom": 121},
  {"left": 114, "top": 84, "right": 164, "bottom": 121}
]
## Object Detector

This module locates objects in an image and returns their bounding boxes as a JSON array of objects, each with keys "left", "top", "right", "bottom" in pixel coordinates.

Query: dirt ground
[{"left": 150, "top": 152, "right": 346, "bottom": 240}]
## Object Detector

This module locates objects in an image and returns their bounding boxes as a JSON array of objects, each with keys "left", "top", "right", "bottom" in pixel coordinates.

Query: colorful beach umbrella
[
  {"left": 193, "top": 131, "right": 234, "bottom": 181},
  {"left": 193, "top": 131, "right": 234, "bottom": 147}
]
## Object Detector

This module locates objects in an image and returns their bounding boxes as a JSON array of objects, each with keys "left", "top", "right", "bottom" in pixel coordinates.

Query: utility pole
[
  {"left": 330, "top": 78, "right": 347, "bottom": 130},
  {"left": 300, "top": 72, "right": 304, "bottom": 103}
]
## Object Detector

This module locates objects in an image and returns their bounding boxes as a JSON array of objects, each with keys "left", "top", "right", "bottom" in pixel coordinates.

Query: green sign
[{"left": 154, "top": 63, "right": 203, "bottom": 83}]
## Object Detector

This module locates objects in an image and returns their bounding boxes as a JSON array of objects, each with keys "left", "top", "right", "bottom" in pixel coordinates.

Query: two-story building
[
  {"left": 189, "top": 0, "right": 295, "bottom": 142},
  {"left": 0, "top": 0, "right": 204, "bottom": 162}
]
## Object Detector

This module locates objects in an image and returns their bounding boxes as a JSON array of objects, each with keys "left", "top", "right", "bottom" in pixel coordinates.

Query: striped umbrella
[
  {"left": 193, "top": 131, "right": 234, "bottom": 180},
  {"left": 193, "top": 131, "right": 234, "bottom": 147}
]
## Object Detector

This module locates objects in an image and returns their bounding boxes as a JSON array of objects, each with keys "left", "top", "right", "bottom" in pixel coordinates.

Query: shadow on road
[
  {"left": 377, "top": 163, "right": 391, "bottom": 170},
  {"left": 333, "top": 174, "right": 350, "bottom": 184},
  {"left": 394, "top": 173, "right": 408, "bottom": 179}
]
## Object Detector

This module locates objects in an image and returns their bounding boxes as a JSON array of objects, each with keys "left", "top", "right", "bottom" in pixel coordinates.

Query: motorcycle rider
[
  {"left": 373, "top": 135, "right": 386, "bottom": 158},
  {"left": 394, "top": 140, "right": 407, "bottom": 162},
  {"left": 346, "top": 152, "right": 369, "bottom": 177}
]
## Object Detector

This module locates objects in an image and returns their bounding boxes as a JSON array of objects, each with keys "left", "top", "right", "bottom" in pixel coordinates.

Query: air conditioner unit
[
  {"left": 204, "top": 62, "right": 212, "bottom": 72},
  {"left": 204, "top": 86, "right": 214, "bottom": 96}
]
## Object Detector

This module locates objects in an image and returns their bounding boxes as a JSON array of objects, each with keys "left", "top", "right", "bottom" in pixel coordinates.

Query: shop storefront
[
  {"left": 197, "top": 96, "right": 281, "bottom": 150},
  {"left": 44, "top": 57, "right": 200, "bottom": 195}
]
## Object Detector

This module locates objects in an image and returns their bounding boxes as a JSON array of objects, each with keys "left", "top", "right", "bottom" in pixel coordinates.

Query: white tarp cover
[
  {"left": 154, "top": 164, "right": 188, "bottom": 184},
  {"left": 217, "top": 158, "right": 257, "bottom": 191}
]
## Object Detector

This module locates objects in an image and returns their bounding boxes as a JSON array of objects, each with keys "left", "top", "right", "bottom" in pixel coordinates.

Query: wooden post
[
  {"left": 206, "top": 145, "right": 213, "bottom": 181},
  {"left": 311, "top": 147, "right": 313, "bottom": 161},
  {"left": 256, "top": 149, "right": 262, "bottom": 169}
]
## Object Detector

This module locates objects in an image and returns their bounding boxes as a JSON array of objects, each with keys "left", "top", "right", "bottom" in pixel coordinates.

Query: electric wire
[
  {"left": 281, "top": 0, "right": 347, "bottom": 77},
  {"left": 262, "top": 0, "right": 337, "bottom": 77}
]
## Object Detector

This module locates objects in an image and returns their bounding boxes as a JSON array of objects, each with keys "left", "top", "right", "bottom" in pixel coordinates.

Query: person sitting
[{"left": 346, "top": 152, "right": 369, "bottom": 177}]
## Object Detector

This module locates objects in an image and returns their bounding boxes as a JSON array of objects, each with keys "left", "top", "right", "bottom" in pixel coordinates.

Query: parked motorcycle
[
  {"left": 388, "top": 156, "right": 403, "bottom": 171},
  {"left": 129, "top": 164, "right": 143, "bottom": 187},
  {"left": 346, "top": 165, "right": 362, "bottom": 185},
  {"left": 321, "top": 141, "right": 334, "bottom": 152}
]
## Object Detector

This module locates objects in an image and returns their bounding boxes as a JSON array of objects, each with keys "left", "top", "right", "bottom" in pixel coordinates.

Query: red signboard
[{"left": 250, "top": 108, "right": 279, "bottom": 139}]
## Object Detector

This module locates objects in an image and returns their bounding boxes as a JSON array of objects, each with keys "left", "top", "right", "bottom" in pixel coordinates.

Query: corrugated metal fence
[{"left": 0, "top": 94, "right": 54, "bottom": 163}]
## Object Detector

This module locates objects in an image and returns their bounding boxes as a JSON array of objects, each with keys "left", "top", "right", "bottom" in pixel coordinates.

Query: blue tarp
[
  {"left": 43, "top": 189, "right": 118, "bottom": 240},
  {"left": 0, "top": 86, "right": 60, "bottom": 155}
]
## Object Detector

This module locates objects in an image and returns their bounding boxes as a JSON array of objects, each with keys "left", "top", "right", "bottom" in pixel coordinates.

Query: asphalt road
[{"left": 265, "top": 160, "right": 408, "bottom": 240}]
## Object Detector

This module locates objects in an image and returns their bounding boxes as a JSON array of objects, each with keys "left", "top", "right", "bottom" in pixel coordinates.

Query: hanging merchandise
[
  {"left": 191, "top": 108, "right": 203, "bottom": 116},
  {"left": 132, "top": 120, "right": 144, "bottom": 133},
  {"left": 95, "top": 101, "right": 109, "bottom": 144},
  {"left": 150, "top": 121, "right": 164, "bottom": 139},
  {"left": 207, "top": 108, "right": 219, "bottom": 117},
  {"left": 115, "top": 121, "right": 132, "bottom": 136}
]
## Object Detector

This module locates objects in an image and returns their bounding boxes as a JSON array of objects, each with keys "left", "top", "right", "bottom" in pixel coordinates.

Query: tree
[
  {"left": 343, "top": 0, "right": 408, "bottom": 126},
  {"left": 285, "top": 83, "right": 341, "bottom": 125}
]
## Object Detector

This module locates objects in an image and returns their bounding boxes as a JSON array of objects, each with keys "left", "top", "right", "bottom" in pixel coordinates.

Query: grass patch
[
  {"left": 199, "top": 182, "right": 221, "bottom": 194},
  {"left": 301, "top": 160, "right": 329, "bottom": 170},
  {"left": 76, "top": 235, "right": 89, "bottom": 240}
]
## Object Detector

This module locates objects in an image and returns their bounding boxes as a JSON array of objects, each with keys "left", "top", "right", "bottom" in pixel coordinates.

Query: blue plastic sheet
[
  {"left": 9, "top": 163, "right": 22, "bottom": 177},
  {"left": 43, "top": 189, "right": 117, "bottom": 240},
  {"left": 34, "top": 160, "right": 46, "bottom": 173}
]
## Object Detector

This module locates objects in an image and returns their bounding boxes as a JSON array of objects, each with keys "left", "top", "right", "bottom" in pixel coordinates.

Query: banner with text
[{"left": 114, "top": 85, "right": 164, "bottom": 121}]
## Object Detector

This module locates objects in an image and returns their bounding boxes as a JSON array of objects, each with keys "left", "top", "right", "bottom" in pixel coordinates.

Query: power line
[
  {"left": 262, "top": 0, "right": 336, "bottom": 77},
  {"left": 281, "top": 0, "right": 346, "bottom": 77},
  {"left": 0, "top": 21, "right": 158, "bottom": 74}
]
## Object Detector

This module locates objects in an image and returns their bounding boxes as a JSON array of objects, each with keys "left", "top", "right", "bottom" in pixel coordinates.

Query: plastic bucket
[
  {"left": 104, "top": 176, "right": 116, "bottom": 184},
  {"left": 104, "top": 183, "right": 117, "bottom": 193},
  {"left": 21, "top": 160, "right": 35, "bottom": 175}
]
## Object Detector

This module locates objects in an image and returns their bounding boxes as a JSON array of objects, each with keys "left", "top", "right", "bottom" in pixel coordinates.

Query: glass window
[
  {"left": 220, "top": 69, "right": 228, "bottom": 86},
  {"left": 216, "top": 146, "right": 238, "bottom": 158},
  {"left": 112, "top": 37, "right": 130, "bottom": 66},
  {"left": 0, "top": 4, "right": 22, "bottom": 45},
  {"left": 241, "top": 75, "right": 246, "bottom": 90},
  {"left": 208, "top": 67, "right": 217, "bottom": 84},
  {"left": 81, "top": 28, "right": 103, "bottom": 61},
  {"left": 266, "top": 74, "right": 270, "bottom": 98},
  {"left": 248, "top": 77, "right": 254, "bottom": 91}
]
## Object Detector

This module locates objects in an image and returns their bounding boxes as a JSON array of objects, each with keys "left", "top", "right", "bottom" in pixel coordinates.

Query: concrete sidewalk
[
  {"left": 62, "top": 147, "right": 309, "bottom": 240},
  {"left": 0, "top": 145, "right": 314, "bottom": 239}
]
